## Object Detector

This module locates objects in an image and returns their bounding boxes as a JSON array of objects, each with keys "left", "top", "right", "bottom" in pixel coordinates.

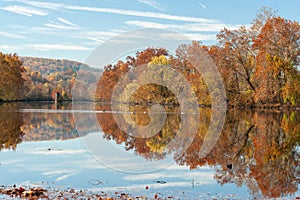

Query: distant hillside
[
  {"left": 20, "top": 57, "right": 99, "bottom": 75},
  {"left": 20, "top": 57, "right": 101, "bottom": 101}
]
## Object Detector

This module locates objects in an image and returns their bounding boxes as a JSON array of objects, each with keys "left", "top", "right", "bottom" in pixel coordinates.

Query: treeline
[
  {"left": 1, "top": 8, "right": 299, "bottom": 107},
  {"left": 0, "top": 55, "right": 100, "bottom": 101},
  {"left": 21, "top": 57, "right": 100, "bottom": 101},
  {"left": 211, "top": 8, "right": 300, "bottom": 107},
  {"left": 96, "top": 8, "right": 300, "bottom": 107}
]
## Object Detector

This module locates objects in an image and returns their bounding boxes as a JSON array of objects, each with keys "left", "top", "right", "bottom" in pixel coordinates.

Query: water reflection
[
  {"left": 0, "top": 103, "right": 24, "bottom": 150},
  {"left": 0, "top": 103, "right": 82, "bottom": 148},
  {"left": 96, "top": 104, "right": 183, "bottom": 160},
  {"left": 21, "top": 103, "right": 77, "bottom": 142},
  {"left": 0, "top": 102, "right": 299, "bottom": 198},
  {"left": 96, "top": 105, "right": 300, "bottom": 198}
]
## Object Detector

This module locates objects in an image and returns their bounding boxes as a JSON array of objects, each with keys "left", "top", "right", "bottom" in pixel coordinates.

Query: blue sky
[{"left": 0, "top": 0, "right": 299, "bottom": 62}]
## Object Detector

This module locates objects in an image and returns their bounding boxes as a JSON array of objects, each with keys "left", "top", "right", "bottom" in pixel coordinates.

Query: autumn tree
[
  {"left": 175, "top": 41, "right": 211, "bottom": 105},
  {"left": 215, "top": 26, "right": 256, "bottom": 105},
  {"left": 20, "top": 57, "right": 100, "bottom": 101},
  {"left": 253, "top": 17, "right": 300, "bottom": 105},
  {"left": 95, "top": 47, "right": 169, "bottom": 102},
  {"left": 210, "top": 7, "right": 300, "bottom": 107},
  {"left": 0, "top": 53, "right": 25, "bottom": 101}
]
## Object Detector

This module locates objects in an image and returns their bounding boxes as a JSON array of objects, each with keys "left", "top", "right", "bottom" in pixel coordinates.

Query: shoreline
[
  {"left": 0, "top": 184, "right": 248, "bottom": 200},
  {"left": 1, "top": 100, "right": 300, "bottom": 111}
]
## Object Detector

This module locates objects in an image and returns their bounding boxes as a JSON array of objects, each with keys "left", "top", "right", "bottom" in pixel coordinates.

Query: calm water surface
[{"left": 0, "top": 102, "right": 299, "bottom": 199}]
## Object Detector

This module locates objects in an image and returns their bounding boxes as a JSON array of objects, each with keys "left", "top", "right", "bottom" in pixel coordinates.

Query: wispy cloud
[
  {"left": 8, "top": 0, "right": 217, "bottom": 23},
  {"left": 6, "top": 0, "right": 62, "bottom": 10},
  {"left": 79, "top": 30, "right": 120, "bottom": 39},
  {"left": 198, "top": 3, "right": 207, "bottom": 10},
  {"left": 0, "top": 31, "right": 26, "bottom": 39},
  {"left": 123, "top": 20, "right": 237, "bottom": 42},
  {"left": 66, "top": 5, "right": 216, "bottom": 23},
  {"left": 159, "top": 32, "right": 216, "bottom": 41},
  {"left": 44, "top": 23, "right": 77, "bottom": 30},
  {"left": 0, "top": 44, "right": 20, "bottom": 51},
  {"left": 0, "top": 5, "right": 48, "bottom": 16},
  {"left": 136, "top": 0, "right": 164, "bottom": 11},
  {"left": 185, "top": 33, "right": 216, "bottom": 40},
  {"left": 44, "top": 18, "right": 79, "bottom": 30},
  {"left": 58, "top": 17, "right": 78, "bottom": 27},
  {"left": 125, "top": 20, "right": 240, "bottom": 32},
  {"left": 27, "top": 44, "right": 92, "bottom": 51},
  {"left": 71, "top": 30, "right": 125, "bottom": 45}
]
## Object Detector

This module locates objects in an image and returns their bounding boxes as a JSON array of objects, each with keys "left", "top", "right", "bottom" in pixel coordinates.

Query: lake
[{"left": 0, "top": 102, "right": 299, "bottom": 199}]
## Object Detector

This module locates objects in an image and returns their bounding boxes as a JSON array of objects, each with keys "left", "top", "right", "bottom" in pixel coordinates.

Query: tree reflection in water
[
  {"left": 0, "top": 103, "right": 81, "bottom": 148},
  {"left": 97, "top": 105, "right": 300, "bottom": 199},
  {"left": 96, "top": 104, "right": 181, "bottom": 161},
  {"left": 0, "top": 103, "right": 24, "bottom": 150},
  {"left": 0, "top": 102, "right": 299, "bottom": 198}
]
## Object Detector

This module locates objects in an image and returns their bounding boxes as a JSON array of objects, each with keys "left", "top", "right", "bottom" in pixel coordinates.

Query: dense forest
[
  {"left": 0, "top": 55, "right": 100, "bottom": 101},
  {"left": 96, "top": 8, "right": 300, "bottom": 108},
  {"left": 0, "top": 8, "right": 299, "bottom": 107}
]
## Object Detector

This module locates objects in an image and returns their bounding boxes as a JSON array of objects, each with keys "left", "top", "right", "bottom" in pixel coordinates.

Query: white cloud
[
  {"left": 81, "top": 30, "right": 119, "bottom": 38},
  {"left": 44, "top": 22, "right": 79, "bottom": 30},
  {"left": 156, "top": 32, "right": 216, "bottom": 41},
  {"left": 27, "top": 44, "right": 92, "bottom": 51},
  {"left": 0, "top": 31, "right": 26, "bottom": 39},
  {"left": 136, "top": 0, "right": 164, "bottom": 11},
  {"left": 44, "top": 23, "right": 76, "bottom": 30},
  {"left": 123, "top": 20, "right": 240, "bottom": 41},
  {"left": 83, "top": 36, "right": 105, "bottom": 44},
  {"left": 125, "top": 20, "right": 166, "bottom": 29},
  {"left": 183, "top": 33, "right": 216, "bottom": 41},
  {"left": 0, "top": 44, "right": 20, "bottom": 51},
  {"left": 71, "top": 30, "right": 125, "bottom": 45},
  {"left": 58, "top": 17, "right": 78, "bottom": 27},
  {"left": 0, "top": 5, "right": 48, "bottom": 16},
  {"left": 43, "top": 18, "right": 79, "bottom": 30},
  {"left": 125, "top": 20, "right": 240, "bottom": 32},
  {"left": 66, "top": 5, "right": 216, "bottom": 23},
  {"left": 7, "top": 0, "right": 217, "bottom": 23},
  {"left": 8, "top": 0, "right": 62, "bottom": 10},
  {"left": 198, "top": 3, "right": 207, "bottom": 10},
  {"left": 6, "top": 0, "right": 220, "bottom": 24}
]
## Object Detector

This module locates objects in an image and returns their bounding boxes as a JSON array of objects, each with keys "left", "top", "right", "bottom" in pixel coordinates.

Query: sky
[{"left": 0, "top": 0, "right": 299, "bottom": 63}]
